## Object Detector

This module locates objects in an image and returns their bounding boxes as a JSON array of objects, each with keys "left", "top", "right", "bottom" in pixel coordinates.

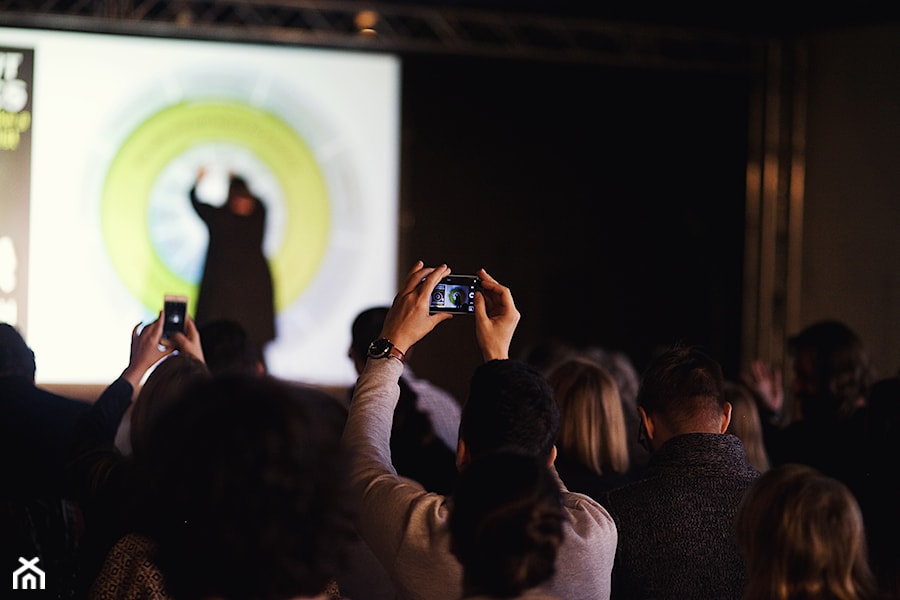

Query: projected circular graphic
[{"left": 100, "top": 101, "right": 330, "bottom": 313}]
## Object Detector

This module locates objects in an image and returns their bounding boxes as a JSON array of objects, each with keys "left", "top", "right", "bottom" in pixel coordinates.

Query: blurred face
[
  {"left": 228, "top": 194, "right": 255, "bottom": 216},
  {"left": 791, "top": 348, "right": 820, "bottom": 402}
]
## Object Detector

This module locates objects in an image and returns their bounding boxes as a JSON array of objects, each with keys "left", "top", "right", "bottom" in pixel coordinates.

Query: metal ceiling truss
[{"left": 0, "top": 0, "right": 760, "bottom": 71}]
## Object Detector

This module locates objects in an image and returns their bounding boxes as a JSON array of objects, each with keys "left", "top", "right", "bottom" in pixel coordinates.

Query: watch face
[{"left": 368, "top": 338, "right": 392, "bottom": 358}]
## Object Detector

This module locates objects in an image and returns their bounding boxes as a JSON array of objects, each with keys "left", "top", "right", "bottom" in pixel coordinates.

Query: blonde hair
[
  {"left": 724, "top": 381, "right": 771, "bottom": 472},
  {"left": 735, "top": 463, "right": 878, "bottom": 600},
  {"left": 547, "top": 357, "right": 629, "bottom": 475}
]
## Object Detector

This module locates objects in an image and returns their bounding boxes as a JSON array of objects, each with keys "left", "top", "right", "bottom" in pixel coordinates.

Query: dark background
[{"left": 397, "top": 53, "right": 751, "bottom": 400}]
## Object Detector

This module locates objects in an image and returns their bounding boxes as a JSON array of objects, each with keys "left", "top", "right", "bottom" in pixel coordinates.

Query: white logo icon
[{"left": 12, "top": 557, "right": 45, "bottom": 590}]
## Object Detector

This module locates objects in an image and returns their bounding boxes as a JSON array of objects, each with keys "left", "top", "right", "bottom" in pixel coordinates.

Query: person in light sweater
[{"left": 341, "top": 261, "right": 617, "bottom": 600}]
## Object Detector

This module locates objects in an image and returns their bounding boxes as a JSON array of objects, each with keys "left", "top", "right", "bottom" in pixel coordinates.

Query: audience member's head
[
  {"left": 724, "top": 380, "right": 771, "bottom": 472},
  {"left": 546, "top": 357, "right": 630, "bottom": 475},
  {"left": 197, "top": 318, "right": 264, "bottom": 377},
  {"left": 144, "top": 374, "right": 354, "bottom": 600},
  {"left": 457, "top": 359, "right": 560, "bottom": 466},
  {"left": 788, "top": 320, "right": 873, "bottom": 420},
  {"left": 636, "top": 344, "right": 729, "bottom": 450},
  {"left": 518, "top": 337, "right": 578, "bottom": 377},
  {"left": 0, "top": 322, "right": 36, "bottom": 379},
  {"left": 580, "top": 345, "right": 641, "bottom": 410},
  {"left": 127, "top": 353, "right": 211, "bottom": 459},
  {"left": 735, "top": 463, "right": 878, "bottom": 600},
  {"left": 349, "top": 306, "right": 390, "bottom": 375},
  {"left": 449, "top": 451, "right": 565, "bottom": 599},
  {"left": 580, "top": 345, "right": 648, "bottom": 469}
]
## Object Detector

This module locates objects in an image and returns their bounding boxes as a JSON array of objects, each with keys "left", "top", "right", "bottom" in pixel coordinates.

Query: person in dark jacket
[{"left": 190, "top": 167, "right": 276, "bottom": 361}]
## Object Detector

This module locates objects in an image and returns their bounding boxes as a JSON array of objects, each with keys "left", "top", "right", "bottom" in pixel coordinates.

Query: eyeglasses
[{"left": 638, "top": 419, "right": 652, "bottom": 453}]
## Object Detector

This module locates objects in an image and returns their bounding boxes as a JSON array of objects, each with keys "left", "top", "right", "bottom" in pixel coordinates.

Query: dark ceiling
[{"left": 388, "top": 0, "right": 900, "bottom": 36}]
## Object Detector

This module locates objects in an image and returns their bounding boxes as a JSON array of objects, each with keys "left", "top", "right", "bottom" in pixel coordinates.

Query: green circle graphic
[{"left": 101, "top": 101, "right": 330, "bottom": 313}]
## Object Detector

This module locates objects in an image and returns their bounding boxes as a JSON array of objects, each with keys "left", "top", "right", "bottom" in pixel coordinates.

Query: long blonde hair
[
  {"left": 547, "top": 357, "right": 630, "bottom": 475},
  {"left": 735, "top": 463, "right": 879, "bottom": 600}
]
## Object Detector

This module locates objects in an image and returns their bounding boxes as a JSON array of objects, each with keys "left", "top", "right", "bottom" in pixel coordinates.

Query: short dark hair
[
  {"left": 198, "top": 318, "right": 261, "bottom": 377},
  {"left": 144, "top": 375, "right": 354, "bottom": 600},
  {"left": 350, "top": 306, "right": 389, "bottom": 358},
  {"left": 459, "top": 359, "right": 559, "bottom": 460},
  {"left": 636, "top": 345, "right": 725, "bottom": 429},
  {"left": 449, "top": 452, "right": 565, "bottom": 598},
  {"left": 0, "top": 322, "right": 35, "bottom": 379}
]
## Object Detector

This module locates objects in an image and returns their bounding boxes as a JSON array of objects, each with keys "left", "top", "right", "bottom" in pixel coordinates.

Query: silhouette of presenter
[{"left": 190, "top": 167, "right": 276, "bottom": 360}]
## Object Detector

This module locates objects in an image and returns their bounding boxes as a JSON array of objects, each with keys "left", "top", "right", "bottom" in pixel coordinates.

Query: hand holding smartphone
[
  {"left": 429, "top": 275, "right": 480, "bottom": 314},
  {"left": 162, "top": 294, "right": 188, "bottom": 340}
]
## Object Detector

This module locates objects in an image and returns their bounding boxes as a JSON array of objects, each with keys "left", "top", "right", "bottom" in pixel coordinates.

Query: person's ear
[
  {"left": 547, "top": 444, "right": 558, "bottom": 467},
  {"left": 456, "top": 439, "right": 470, "bottom": 471},
  {"left": 720, "top": 401, "right": 733, "bottom": 433},
  {"left": 639, "top": 406, "right": 655, "bottom": 441}
]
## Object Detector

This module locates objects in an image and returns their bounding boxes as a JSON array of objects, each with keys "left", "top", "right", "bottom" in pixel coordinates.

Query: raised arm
[
  {"left": 473, "top": 267, "right": 520, "bottom": 361},
  {"left": 379, "top": 261, "right": 455, "bottom": 355}
]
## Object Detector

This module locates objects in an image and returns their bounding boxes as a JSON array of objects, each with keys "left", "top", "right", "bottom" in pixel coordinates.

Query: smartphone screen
[
  {"left": 430, "top": 275, "right": 479, "bottom": 314},
  {"left": 162, "top": 295, "right": 188, "bottom": 339}
]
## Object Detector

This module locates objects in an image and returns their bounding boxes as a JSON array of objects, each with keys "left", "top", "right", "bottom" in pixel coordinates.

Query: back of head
[
  {"left": 637, "top": 344, "right": 725, "bottom": 433},
  {"left": 350, "top": 306, "right": 390, "bottom": 359},
  {"left": 129, "top": 352, "right": 211, "bottom": 459},
  {"left": 0, "top": 322, "right": 35, "bottom": 379},
  {"left": 449, "top": 451, "right": 565, "bottom": 598},
  {"left": 459, "top": 359, "right": 559, "bottom": 460},
  {"left": 547, "top": 357, "right": 630, "bottom": 475},
  {"left": 789, "top": 319, "right": 872, "bottom": 418},
  {"left": 735, "top": 463, "right": 877, "bottom": 600},
  {"left": 580, "top": 346, "right": 640, "bottom": 410},
  {"left": 144, "top": 374, "right": 353, "bottom": 600},
  {"left": 197, "top": 318, "right": 262, "bottom": 377}
]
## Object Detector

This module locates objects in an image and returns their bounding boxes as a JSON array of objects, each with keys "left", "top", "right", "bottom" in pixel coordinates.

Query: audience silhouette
[
  {"left": 93, "top": 374, "right": 353, "bottom": 600},
  {"left": 11, "top": 259, "right": 900, "bottom": 600},
  {"left": 197, "top": 317, "right": 267, "bottom": 378},
  {"left": 67, "top": 313, "right": 209, "bottom": 598},
  {"left": 1, "top": 322, "right": 88, "bottom": 599}
]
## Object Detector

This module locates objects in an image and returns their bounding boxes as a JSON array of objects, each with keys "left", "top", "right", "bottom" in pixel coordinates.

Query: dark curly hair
[
  {"left": 140, "top": 375, "right": 354, "bottom": 600},
  {"left": 449, "top": 451, "right": 566, "bottom": 598}
]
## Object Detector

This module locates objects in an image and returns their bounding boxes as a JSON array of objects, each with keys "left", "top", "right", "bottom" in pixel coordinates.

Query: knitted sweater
[{"left": 602, "top": 433, "right": 760, "bottom": 600}]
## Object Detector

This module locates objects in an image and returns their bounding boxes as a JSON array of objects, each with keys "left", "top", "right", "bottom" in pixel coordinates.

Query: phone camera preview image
[
  {"left": 429, "top": 276, "right": 478, "bottom": 314},
  {"left": 162, "top": 296, "right": 188, "bottom": 339}
]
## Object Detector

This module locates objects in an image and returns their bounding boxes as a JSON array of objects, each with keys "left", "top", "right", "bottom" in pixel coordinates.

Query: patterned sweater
[{"left": 602, "top": 433, "right": 760, "bottom": 600}]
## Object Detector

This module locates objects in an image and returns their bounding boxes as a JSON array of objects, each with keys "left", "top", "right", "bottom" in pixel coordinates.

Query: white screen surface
[{"left": 0, "top": 27, "right": 400, "bottom": 386}]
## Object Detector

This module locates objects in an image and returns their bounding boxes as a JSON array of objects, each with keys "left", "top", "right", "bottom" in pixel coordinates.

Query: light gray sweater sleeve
[{"left": 341, "top": 358, "right": 463, "bottom": 600}]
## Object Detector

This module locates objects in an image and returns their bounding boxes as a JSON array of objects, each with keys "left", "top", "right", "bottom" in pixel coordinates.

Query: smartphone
[
  {"left": 162, "top": 294, "right": 188, "bottom": 339},
  {"left": 430, "top": 275, "right": 479, "bottom": 314}
]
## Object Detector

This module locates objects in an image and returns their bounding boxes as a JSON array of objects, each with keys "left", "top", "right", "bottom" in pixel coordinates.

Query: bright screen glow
[{"left": 0, "top": 27, "right": 400, "bottom": 386}]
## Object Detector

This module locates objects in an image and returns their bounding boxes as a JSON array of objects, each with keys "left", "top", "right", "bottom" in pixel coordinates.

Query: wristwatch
[{"left": 367, "top": 338, "right": 405, "bottom": 362}]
